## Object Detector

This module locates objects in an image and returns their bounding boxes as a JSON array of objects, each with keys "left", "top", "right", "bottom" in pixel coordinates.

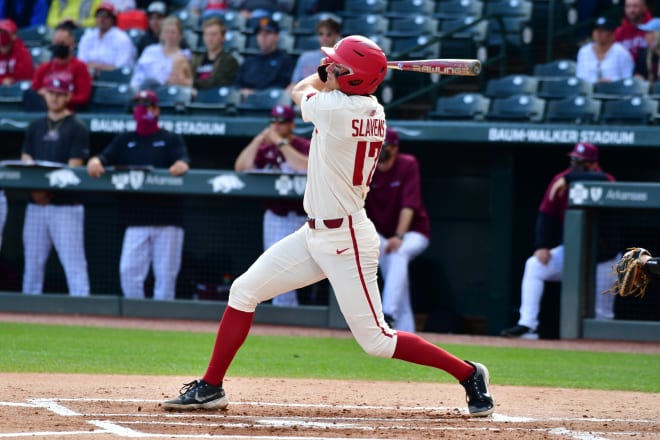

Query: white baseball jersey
[{"left": 301, "top": 90, "right": 386, "bottom": 219}]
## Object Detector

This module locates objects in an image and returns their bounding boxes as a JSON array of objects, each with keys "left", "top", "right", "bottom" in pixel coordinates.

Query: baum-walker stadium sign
[{"left": 488, "top": 127, "right": 635, "bottom": 145}]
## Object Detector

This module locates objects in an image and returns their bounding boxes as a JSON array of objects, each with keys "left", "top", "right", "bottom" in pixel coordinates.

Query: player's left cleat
[
  {"left": 460, "top": 361, "right": 494, "bottom": 417},
  {"left": 162, "top": 379, "right": 229, "bottom": 411}
]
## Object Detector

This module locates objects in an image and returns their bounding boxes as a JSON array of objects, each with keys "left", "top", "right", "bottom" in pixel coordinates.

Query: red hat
[
  {"left": 385, "top": 128, "right": 400, "bottom": 146},
  {"left": 567, "top": 142, "right": 599, "bottom": 161},
  {"left": 44, "top": 74, "right": 74, "bottom": 93},
  {"left": 270, "top": 104, "right": 294, "bottom": 122},
  {"left": 0, "top": 18, "right": 17, "bottom": 34},
  {"left": 96, "top": 2, "right": 116, "bottom": 17},
  {"left": 132, "top": 89, "right": 159, "bottom": 106}
]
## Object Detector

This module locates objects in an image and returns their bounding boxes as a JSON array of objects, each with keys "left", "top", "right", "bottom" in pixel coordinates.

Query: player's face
[
  {"left": 270, "top": 119, "right": 293, "bottom": 135},
  {"left": 203, "top": 24, "right": 225, "bottom": 52},
  {"left": 256, "top": 29, "right": 279, "bottom": 53},
  {"left": 317, "top": 27, "right": 339, "bottom": 48},
  {"left": 45, "top": 89, "right": 71, "bottom": 112},
  {"left": 95, "top": 12, "right": 113, "bottom": 32},
  {"left": 324, "top": 63, "right": 350, "bottom": 90},
  {"left": 161, "top": 23, "right": 181, "bottom": 47}
]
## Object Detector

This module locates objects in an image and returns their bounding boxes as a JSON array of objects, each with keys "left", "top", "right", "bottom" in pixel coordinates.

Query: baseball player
[
  {"left": 365, "top": 128, "right": 431, "bottom": 333},
  {"left": 500, "top": 142, "right": 620, "bottom": 339},
  {"left": 87, "top": 90, "right": 190, "bottom": 301},
  {"left": 163, "top": 35, "right": 494, "bottom": 417},
  {"left": 234, "top": 104, "right": 310, "bottom": 306},
  {"left": 21, "top": 74, "right": 90, "bottom": 296}
]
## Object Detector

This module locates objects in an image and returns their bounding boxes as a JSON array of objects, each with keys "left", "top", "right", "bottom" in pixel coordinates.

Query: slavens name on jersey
[{"left": 351, "top": 118, "right": 385, "bottom": 138}]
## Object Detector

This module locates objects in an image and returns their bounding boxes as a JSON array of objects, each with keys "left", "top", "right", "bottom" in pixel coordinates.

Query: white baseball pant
[
  {"left": 22, "top": 203, "right": 90, "bottom": 296},
  {"left": 517, "top": 245, "right": 620, "bottom": 331},
  {"left": 378, "top": 231, "right": 430, "bottom": 333},
  {"left": 229, "top": 209, "right": 398, "bottom": 357},
  {"left": 263, "top": 209, "right": 308, "bottom": 306},
  {"left": 0, "top": 190, "right": 6, "bottom": 251},
  {"left": 120, "top": 225, "right": 184, "bottom": 300}
]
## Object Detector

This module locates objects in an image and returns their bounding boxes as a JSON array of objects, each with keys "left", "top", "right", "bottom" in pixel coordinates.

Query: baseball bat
[{"left": 386, "top": 59, "right": 482, "bottom": 76}]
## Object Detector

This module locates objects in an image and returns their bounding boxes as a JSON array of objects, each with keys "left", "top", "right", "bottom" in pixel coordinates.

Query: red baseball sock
[
  {"left": 392, "top": 331, "right": 474, "bottom": 381},
  {"left": 202, "top": 306, "right": 254, "bottom": 386}
]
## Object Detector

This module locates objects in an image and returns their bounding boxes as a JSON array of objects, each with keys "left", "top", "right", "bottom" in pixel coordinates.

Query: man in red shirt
[
  {"left": 28, "top": 22, "right": 92, "bottom": 111},
  {"left": 614, "top": 0, "right": 653, "bottom": 62},
  {"left": 0, "top": 18, "right": 34, "bottom": 85}
]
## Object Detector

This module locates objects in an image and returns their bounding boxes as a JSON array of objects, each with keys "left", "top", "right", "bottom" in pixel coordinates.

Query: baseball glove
[{"left": 610, "top": 247, "right": 653, "bottom": 298}]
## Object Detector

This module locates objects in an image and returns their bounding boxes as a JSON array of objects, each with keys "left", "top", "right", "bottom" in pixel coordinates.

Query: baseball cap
[
  {"left": 385, "top": 128, "right": 400, "bottom": 146},
  {"left": 255, "top": 17, "right": 280, "bottom": 33},
  {"left": 44, "top": 74, "right": 74, "bottom": 93},
  {"left": 96, "top": 2, "right": 116, "bottom": 17},
  {"left": 132, "top": 89, "right": 159, "bottom": 106},
  {"left": 147, "top": 1, "right": 167, "bottom": 16},
  {"left": 567, "top": 142, "right": 599, "bottom": 162},
  {"left": 593, "top": 16, "right": 617, "bottom": 32},
  {"left": 270, "top": 104, "right": 294, "bottom": 122},
  {"left": 0, "top": 18, "right": 17, "bottom": 35},
  {"left": 638, "top": 18, "right": 660, "bottom": 32}
]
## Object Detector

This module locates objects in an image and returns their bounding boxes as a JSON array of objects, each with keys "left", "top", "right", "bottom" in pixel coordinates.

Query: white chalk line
[{"left": 0, "top": 397, "right": 657, "bottom": 439}]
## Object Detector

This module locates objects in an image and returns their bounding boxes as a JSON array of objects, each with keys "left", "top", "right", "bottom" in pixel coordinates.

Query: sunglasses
[{"left": 270, "top": 118, "right": 291, "bottom": 123}]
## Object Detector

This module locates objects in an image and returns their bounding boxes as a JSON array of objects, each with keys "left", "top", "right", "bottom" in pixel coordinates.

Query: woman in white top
[
  {"left": 576, "top": 16, "right": 635, "bottom": 83},
  {"left": 130, "top": 16, "right": 192, "bottom": 91}
]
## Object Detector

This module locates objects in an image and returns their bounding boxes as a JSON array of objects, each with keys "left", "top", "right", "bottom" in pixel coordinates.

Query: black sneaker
[
  {"left": 162, "top": 379, "right": 229, "bottom": 411},
  {"left": 460, "top": 361, "right": 494, "bottom": 417},
  {"left": 500, "top": 324, "right": 539, "bottom": 339}
]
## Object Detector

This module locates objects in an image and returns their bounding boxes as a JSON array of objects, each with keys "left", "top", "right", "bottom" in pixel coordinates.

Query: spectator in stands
[
  {"left": 190, "top": 16, "right": 239, "bottom": 93},
  {"left": 614, "top": 0, "right": 652, "bottom": 62},
  {"left": 21, "top": 74, "right": 90, "bottom": 297},
  {"left": 130, "top": 15, "right": 192, "bottom": 91},
  {"left": 0, "top": 0, "right": 50, "bottom": 28},
  {"left": 500, "top": 143, "right": 620, "bottom": 340},
  {"left": 187, "top": 0, "right": 228, "bottom": 22},
  {"left": 634, "top": 18, "right": 660, "bottom": 83},
  {"left": 302, "top": 0, "right": 345, "bottom": 15},
  {"left": 136, "top": 2, "right": 189, "bottom": 57},
  {"left": 104, "top": 0, "right": 136, "bottom": 12},
  {"left": 27, "top": 23, "right": 93, "bottom": 111},
  {"left": 77, "top": 3, "right": 136, "bottom": 75},
  {"left": 289, "top": 16, "right": 340, "bottom": 86},
  {"left": 0, "top": 18, "right": 34, "bottom": 85},
  {"left": 576, "top": 16, "right": 634, "bottom": 83},
  {"left": 229, "top": 0, "right": 293, "bottom": 18},
  {"left": 47, "top": 0, "right": 104, "bottom": 29},
  {"left": 87, "top": 89, "right": 190, "bottom": 301},
  {"left": 364, "top": 128, "right": 431, "bottom": 333},
  {"left": 233, "top": 17, "right": 294, "bottom": 99},
  {"left": 234, "top": 104, "right": 309, "bottom": 306}
]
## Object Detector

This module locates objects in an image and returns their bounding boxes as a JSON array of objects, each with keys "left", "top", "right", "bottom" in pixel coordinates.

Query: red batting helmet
[{"left": 320, "top": 35, "right": 387, "bottom": 95}]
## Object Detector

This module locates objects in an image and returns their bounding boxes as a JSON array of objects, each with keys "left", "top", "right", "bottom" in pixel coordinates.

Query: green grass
[{"left": 1, "top": 322, "right": 658, "bottom": 393}]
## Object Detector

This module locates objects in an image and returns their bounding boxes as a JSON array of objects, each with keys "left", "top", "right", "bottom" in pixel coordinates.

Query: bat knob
[{"left": 472, "top": 61, "right": 482, "bottom": 76}]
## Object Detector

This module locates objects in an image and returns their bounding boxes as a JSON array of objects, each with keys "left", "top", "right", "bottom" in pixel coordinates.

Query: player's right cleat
[
  {"left": 162, "top": 379, "right": 228, "bottom": 411},
  {"left": 460, "top": 361, "right": 494, "bottom": 417},
  {"left": 499, "top": 324, "right": 539, "bottom": 340}
]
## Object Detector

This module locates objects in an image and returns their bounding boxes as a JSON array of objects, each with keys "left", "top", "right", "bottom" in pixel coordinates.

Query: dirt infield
[{"left": 1, "top": 312, "right": 660, "bottom": 439}]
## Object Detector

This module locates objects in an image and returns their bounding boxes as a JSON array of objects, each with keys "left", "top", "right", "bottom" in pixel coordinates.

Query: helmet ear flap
[{"left": 317, "top": 64, "right": 328, "bottom": 82}]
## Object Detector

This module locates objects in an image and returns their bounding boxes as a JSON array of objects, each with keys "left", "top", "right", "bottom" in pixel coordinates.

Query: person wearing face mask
[
  {"left": 27, "top": 23, "right": 93, "bottom": 112},
  {"left": 234, "top": 104, "right": 309, "bottom": 306},
  {"left": 500, "top": 143, "right": 621, "bottom": 340},
  {"left": 0, "top": 18, "right": 34, "bottom": 85},
  {"left": 364, "top": 128, "right": 431, "bottom": 333},
  {"left": 87, "top": 90, "right": 190, "bottom": 300}
]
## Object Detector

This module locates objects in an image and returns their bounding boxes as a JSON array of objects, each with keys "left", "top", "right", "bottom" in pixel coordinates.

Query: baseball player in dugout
[
  {"left": 87, "top": 90, "right": 190, "bottom": 300},
  {"left": 365, "top": 127, "right": 431, "bottom": 333},
  {"left": 234, "top": 103, "right": 310, "bottom": 307},
  {"left": 21, "top": 74, "right": 90, "bottom": 296},
  {"left": 500, "top": 142, "right": 620, "bottom": 339},
  {"left": 163, "top": 35, "right": 494, "bottom": 417}
]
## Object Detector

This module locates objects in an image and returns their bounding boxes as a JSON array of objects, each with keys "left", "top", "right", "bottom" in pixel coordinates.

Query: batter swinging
[{"left": 163, "top": 35, "right": 494, "bottom": 417}]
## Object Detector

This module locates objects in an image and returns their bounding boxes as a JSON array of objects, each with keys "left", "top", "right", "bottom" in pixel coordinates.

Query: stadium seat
[
  {"left": 17, "top": 25, "right": 52, "bottom": 48},
  {"left": 339, "top": 0, "right": 388, "bottom": 17},
  {"left": 187, "top": 86, "right": 241, "bottom": 116},
  {"left": 126, "top": 28, "right": 145, "bottom": 47},
  {"left": 223, "top": 30, "right": 246, "bottom": 54},
  {"left": 0, "top": 80, "right": 32, "bottom": 112},
  {"left": 341, "top": 15, "right": 389, "bottom": 36},
  {"left": 236, "top": 87, "right": 292, "bottom": 116},
  {"left": 201, "top": 9, "right": 246, "bottom": 31},
  {"left": 154, "top": 85, "right": 194, "bottom": 114},
  {"left": 293, "top": 34, "right": 321, "bottom": 54},
  {"left": 592, "top": 77, "right": 650, "bottom": 100},
  {"left": 437, "top": 17, "right": 488, "bottom": 59},
  {"left": 486, "top": 94, "right": 546, "bottom": 122},
  {"left": 537, "top": 77, "right": 593, "bottom": 100},
  {"left": 390, "top": 34, "right": 440, "bottom": 59},
  {"left": 544, "top": 95, "right": 602, "bottom": 124},
  {"left": 90, "top": 84, "right": 134, "bottom": 113},
  {"left": 29, "top": 46, "right": 51, "bottom": 67},
  {"left": 649, "top": 81, "right": 660, "bottom": 99},
  {"left": 291, "top": 12, "right": 342, "bottom": 35},
  {"left": 94, "top": 66, "right": 134, "bottom": 88},
  {"left": 386, "top": 16, "right": 438, "bottom": 38},
  {"left": 484, "top": 74, "right": 538, "bottom": 99},
  {"left": 600, "top": 96, "right": 658, "bottom": 125},
  {"left": 434, "top": 0, "right": 484, "bottom": 20},
  {"left": 427, "top": 92, "right": 491, "bottom": 120},
  {"left": 242, "top": 32, "right": 294, "bottom": 55},
  {"left": 386, "top": 0, "right": 435, "bottom": 18},
  {"left": 533, "top": 59, "right": 577, "bottom": 79},
  {"left": 244, "top": 12, "right": 294, "bottom": 33}
]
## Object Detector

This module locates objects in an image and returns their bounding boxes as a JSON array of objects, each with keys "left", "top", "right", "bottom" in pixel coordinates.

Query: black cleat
[
  {"left": 460, "top": 361, "right": 494, "bottom": 417},
  {"left": 162, "top": 379, "right": 229, "bottom": 411},
  {"left": 499, "top": 324, "right": 539, "bottom": 340}
]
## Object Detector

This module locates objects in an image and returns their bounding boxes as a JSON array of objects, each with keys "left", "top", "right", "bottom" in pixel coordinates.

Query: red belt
[{"left": 307, "top": 218, "right": 344, "bottom": 229}]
